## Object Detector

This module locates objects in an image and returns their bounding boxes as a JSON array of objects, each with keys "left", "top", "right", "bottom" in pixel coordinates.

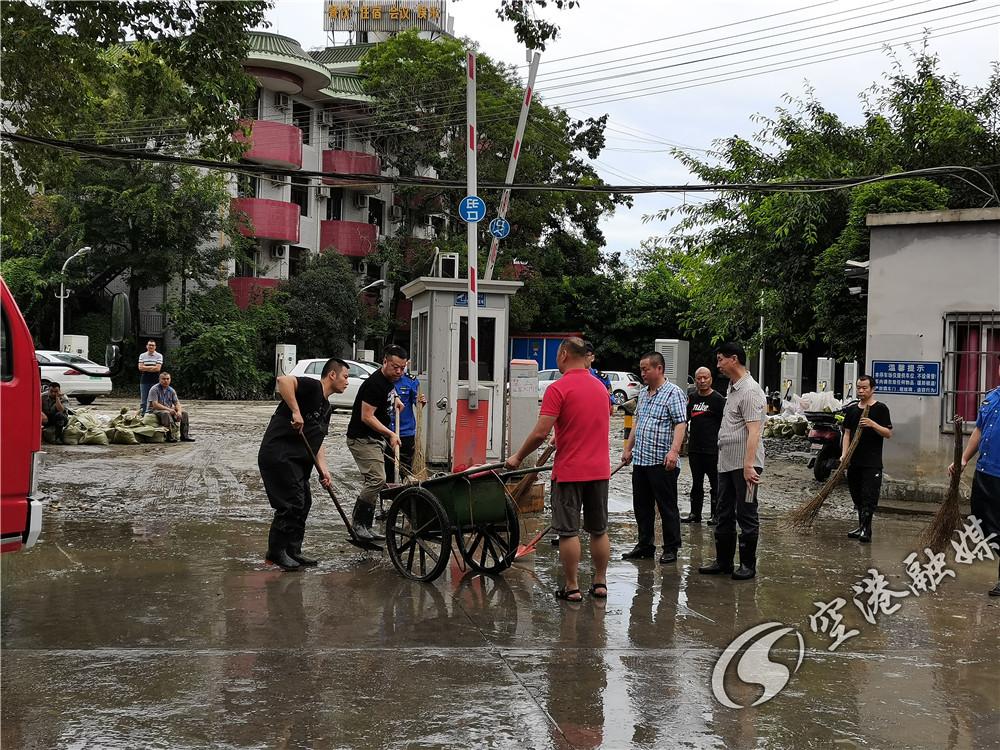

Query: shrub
[{"left": 170, "top": 321, "right": 267, "bottom": 399}]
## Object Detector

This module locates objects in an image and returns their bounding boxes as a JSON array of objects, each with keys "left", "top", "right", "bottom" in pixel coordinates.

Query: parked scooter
[{"left": 804, "top": 401, "right": 857, "bottom": 482}]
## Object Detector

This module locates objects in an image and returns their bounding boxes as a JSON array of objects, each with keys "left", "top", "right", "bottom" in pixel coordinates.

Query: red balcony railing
[
  {"left": 228, "top": 277, "right": 280, "bottom": 310},
  {"left": 231, "top": 198, "right": 300, "bottom": 244},
  {"left": 323, "top": 149, "right": 381, "bottom": 194},
  {"left": 320, "top": 219, "right": 378, "bottom": 258},
  {"left": 235, "top": 119, "right": 303, "bottom": 169}
]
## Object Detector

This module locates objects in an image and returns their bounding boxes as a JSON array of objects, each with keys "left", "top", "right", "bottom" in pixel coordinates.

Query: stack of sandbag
[
  {"left": 46, "top": 408, "right": 172, "bottom": 445},
  {"left": 763, "top": 413, "right": 809, "bottom": 438}
]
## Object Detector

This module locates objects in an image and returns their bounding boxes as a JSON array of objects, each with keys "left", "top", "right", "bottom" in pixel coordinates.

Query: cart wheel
[
  {"left": 386, "top": 487, "right": 451, "bottom": 583},
  {"left": 459, "top": 496, "right": 521, "bottom": 575}
]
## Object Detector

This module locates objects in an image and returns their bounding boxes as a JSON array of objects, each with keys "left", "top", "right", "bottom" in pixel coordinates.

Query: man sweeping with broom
[{"left": 840, "top": 375, "right": 893, "bottom": 544}]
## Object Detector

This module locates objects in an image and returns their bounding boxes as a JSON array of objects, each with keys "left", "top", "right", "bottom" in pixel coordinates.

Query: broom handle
[
  {"left": 511, "top": 442, "right": 555, "bottom": 502},
  {"left": 394, "top": 407, "right": 401, "bottom": 484}
]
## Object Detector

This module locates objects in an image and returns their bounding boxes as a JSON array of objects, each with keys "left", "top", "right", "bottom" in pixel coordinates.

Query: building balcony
[
  {"left": 235, "top": 119, "right": 303, "bottom": 169},
  {"left": 229, "top": 277, "right": 280, "bottom": 310},
  {"left": 320, "top": 219, "right": 378, "bottom": 258},
  {"left": 231, "top": 198, "right": 300, "bottom": 244},
  {"left": 322, "top": 149, "right": 381, "bottom": 195}
]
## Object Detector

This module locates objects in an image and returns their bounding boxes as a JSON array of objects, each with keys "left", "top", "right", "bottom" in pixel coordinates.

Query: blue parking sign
[
  {"left": 459, "top": 195, "right": 486, "bottom": 223},
  {"left": 488, "top": 217, "right": 511, "bottom": 239}
]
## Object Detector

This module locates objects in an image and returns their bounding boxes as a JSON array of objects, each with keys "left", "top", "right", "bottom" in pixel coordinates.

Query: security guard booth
[{"left": 401, "top": 276, "right": 523, "bottom": 467}]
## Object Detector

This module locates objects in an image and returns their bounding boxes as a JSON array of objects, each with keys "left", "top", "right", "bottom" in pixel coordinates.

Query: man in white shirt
[{"left": 138, "top": 340, "right": 163, "bottom": 415}]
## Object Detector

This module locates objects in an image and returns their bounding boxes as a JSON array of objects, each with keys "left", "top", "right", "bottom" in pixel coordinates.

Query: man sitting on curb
[
  {"left": 41, "top": 382, "right": 71, "bottom": 442},
  {"left": 147, "top": 372, "right": 195, "bottom": 443}
]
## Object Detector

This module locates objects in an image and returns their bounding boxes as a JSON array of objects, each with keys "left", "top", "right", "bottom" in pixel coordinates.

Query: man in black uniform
[
  {"left": 683, "top": 366, "right": 726, "bottom": 524},
  {"left": 347, "top": 345, "right": 406, "bottom": 542},
  {"left": 258, "top": 358, "right": 350, "bottom": 571},
  {"left": 840, "top": 374, "right": 893, "bottom": 544}
]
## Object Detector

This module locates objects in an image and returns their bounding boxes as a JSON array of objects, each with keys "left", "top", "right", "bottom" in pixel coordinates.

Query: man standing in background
[
  {"left": 137, "top": 340, "right": 162, "bottom": 415},
  {"left": 683, "top": 367, "right": 725, "bottom": 524}
]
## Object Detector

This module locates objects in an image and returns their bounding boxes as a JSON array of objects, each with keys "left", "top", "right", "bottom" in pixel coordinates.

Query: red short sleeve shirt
[{"left": 540, "top": 368, "right": 611, "bottom": 482}]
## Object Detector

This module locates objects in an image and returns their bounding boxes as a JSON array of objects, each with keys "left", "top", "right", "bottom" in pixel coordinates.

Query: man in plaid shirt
[{"left": 622, "top": 351, "right": 688, "bottom": 564}]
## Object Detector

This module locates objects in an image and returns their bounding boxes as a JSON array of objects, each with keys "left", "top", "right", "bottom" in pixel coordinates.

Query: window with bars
[{"left": 942, "top": 311, "right": 1000, "bottom": 430}]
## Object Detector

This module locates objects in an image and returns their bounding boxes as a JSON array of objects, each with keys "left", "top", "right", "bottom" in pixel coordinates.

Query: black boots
[
  {"left": 622, "top": 544, "right": 655, "bottom": 560},
  {"left": 698, "top": 533, "right": 736, "bottom": 574},
  {"left": 732, "top": 534, "right": 758, "bottom": 580},
  {"left": 858, "top": 512, "right": 873, "bottom": 544},
  {"left": 352, "top": 501, "right": 385, "bottom": 542},
  {"left": 288, "top": 550, "right": 318, "bottom": 566},
  {"left": 847, "top": 509, "right": 864, "bottom": 539},
  {"left": 266, "top": 527, "right": 301, "bottom": 571}
]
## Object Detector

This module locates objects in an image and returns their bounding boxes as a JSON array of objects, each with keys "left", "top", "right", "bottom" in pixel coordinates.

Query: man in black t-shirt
[
  {"left": 684, "top": 367, "right": 726, "bottom": 524},
  {"left": 258, "top": 358, "right": 349, "bottom": 571},
  {"left": 346, "top": 345, "right": 407, "bottom": 541},
  {"left": 840, "top": 374, "right": 893, "bottom": 544}
]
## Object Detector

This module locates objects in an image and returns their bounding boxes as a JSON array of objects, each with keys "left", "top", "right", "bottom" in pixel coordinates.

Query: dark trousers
[
  {"left": 688, "top": 452, "right": 719, "bottom": 518},
  {"left": 632, "top": 464, "right": 681, "bottom": 552},
  {"left": 139, "top": 381, "right": 156, "bottom": 415},
  {"left": 846, "top": 466, "right": 882, "bottom": 515},
  {"left": 971, "top": 470, "right": 1000, "bottom": 577},
  {"left": 260, "top": 458, "right": 313, "bottom": 555},
  {"left": 44, "top": 411, "right": 68, "bottom": 440},
  {"left": 153, "top": 409, "right": 190, "bottom": 439},
  {"left": 715, "top": 468, "right": 762, "bottom": 538},
  {"left": 384, "top": 434, "right": 416, "bottom": 482}
]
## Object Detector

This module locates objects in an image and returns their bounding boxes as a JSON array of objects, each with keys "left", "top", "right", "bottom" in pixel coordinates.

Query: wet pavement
[{"left": 3, "top": 398, "right": 999, "bottom": 749}]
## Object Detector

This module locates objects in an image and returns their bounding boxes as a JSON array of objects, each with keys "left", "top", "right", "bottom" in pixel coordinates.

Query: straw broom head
[
  {"left": 788, "top": 404, "right": 869, "bottom": 529},
  {"left": 919, "top": 416, "right": 965, "bottom": 554},
  {"left": 411, "top": 400, "right": 428, "bottom": 481}
]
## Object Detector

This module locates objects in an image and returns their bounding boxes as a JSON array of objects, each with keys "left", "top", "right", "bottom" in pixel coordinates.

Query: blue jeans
[{"left": 139, "top": 381, "right": 155, "bottom": 415}]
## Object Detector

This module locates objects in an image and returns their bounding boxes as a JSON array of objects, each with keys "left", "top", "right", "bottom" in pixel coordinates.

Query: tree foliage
[
  {"left": 491, "top": 0, "right": 579, "bottom": 50},
  {"left": 278, "top": 253, "right": 363, "bottom": 360},
  {"left": 642, "top": 48, "right": 999, "bottom": 360}
]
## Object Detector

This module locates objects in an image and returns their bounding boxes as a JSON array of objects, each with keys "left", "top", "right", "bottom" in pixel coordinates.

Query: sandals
[
  {"left": 589, "top": 582, "right": 608, "bottom": 599},
  {"left": 554, "top": 587, "right": 583, "bottom": 602}
]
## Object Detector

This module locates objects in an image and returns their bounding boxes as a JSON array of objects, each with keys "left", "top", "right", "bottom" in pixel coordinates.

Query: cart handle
[
  {"left": 498, "top": 464, "right": 554, "bottom": 480},
  {"left": 452, "top": 461, "right": 507, "bottom": 478}
]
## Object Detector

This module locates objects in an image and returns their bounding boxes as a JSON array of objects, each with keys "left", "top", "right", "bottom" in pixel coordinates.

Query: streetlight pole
[
  {"left": 56, "top": 246, "right": 91, "bottom": 352},
  {"left": 354, "top": 278, "right": 386, "bottom": 360}
]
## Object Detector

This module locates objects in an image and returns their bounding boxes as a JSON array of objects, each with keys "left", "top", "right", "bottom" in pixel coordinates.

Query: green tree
[
  {"left": 643, "top": 48, "right": 998, "bottom": 359},
  {"left": 1, "top": 1, "right": 268, "bottom": 233},
  {"left": 278, "top": 253, "right": 363, "bottom": 360}
]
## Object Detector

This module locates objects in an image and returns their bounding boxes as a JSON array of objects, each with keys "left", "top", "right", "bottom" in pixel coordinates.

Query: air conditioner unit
[
  {"left": 437, "top": 252, "right": 459, "bottom": 279},
  {"left": 318, "top": 186, "right": 332, "bottom": 200},
  {"left": 353, "top": 192, "right": 368, "bottom": 210},
  {"left": 816, "top": 357, "right": 835, "bottom": 392},
  {"left": 390, "top": 204, "right": 404, "bottom": 220},
  {"left": 653, "top": 339, "right": 690, "bottom": 389},
  {"left": 270, "top": 245, "right": 288, "bottom": 260},
  {"left": 321, "top": 110, "right": 338, "bottom": 127},
  {"left": 274, "top": 92, "right": 290, "bottom": 111},
  {"left": 780, "top": 352, "right": 803, "bottom": 399},
  {"left": 357, "top": 261, "right": 369, "bottom": 276}
]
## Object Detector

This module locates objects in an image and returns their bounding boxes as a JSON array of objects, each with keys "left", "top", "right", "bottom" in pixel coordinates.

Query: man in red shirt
[{"left": 507, "top": 337, "right": 612, "bottom": 602}]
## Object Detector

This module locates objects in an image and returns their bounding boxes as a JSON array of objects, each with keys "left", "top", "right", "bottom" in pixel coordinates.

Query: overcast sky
[{"left": 264, "top": 0, "right": 999, "bottom": 255}]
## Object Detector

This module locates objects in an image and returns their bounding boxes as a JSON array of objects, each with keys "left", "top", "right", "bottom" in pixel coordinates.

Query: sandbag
[
  {"left": 106, "top": 427, "right": 139, "bottom": 445},
  {"left": 147, "top": 428, "right": 168, "bottom": 443},
  {"left": 81, "top": 428, "right": 110, "bottom": 446},
  {"left": 62, "top": 423, "right": 85, "bottom": 445}
]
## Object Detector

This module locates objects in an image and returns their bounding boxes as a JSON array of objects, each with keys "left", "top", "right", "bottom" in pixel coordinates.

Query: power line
[{"left": 6, "top": 132, "right": 997, "bottom": 205}]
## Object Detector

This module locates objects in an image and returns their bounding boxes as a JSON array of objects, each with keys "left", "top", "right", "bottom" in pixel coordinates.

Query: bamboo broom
[
  {"left": 411, "top": 400, "right": 428, "bottom": 481},
  {"left": 920, "top": 416, "right": 965, "bottom": 554},
  {"left": 789, "top": 404, "right": 869, "bottom": 528}
]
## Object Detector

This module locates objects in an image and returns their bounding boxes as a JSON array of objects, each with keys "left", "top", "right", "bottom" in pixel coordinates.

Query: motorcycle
[{"left": 804, "top": 402, "right": 856, "bottom": 482}]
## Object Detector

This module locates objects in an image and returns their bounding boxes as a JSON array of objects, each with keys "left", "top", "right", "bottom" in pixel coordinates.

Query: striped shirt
[
  {"left": 718, "top": 373, "right": 767, "bottom": 472},
  {"left": 633, "top": 380, "right": 687, "bottom": 466}
]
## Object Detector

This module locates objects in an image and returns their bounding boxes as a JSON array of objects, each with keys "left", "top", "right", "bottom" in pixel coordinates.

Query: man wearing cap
[{"left": 949, "top": 356, "right": 1000, "bottom": 596}]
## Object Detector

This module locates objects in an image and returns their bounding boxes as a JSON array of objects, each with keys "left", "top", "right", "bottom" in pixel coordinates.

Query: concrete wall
[{"left": 865, "top": 209, "right": 1000, "bottom": 499}]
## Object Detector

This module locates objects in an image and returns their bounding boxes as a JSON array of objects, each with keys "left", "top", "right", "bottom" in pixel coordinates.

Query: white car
[
  {"left": 35, "top": 350, "right": 113, "bottom": 405},
  {"left": 286, "top": 358, "right": 377, "bottom": 410},
  {"left": 605, "top": 371, "right": 642, "bottom": 405},
  {"left": 537, "top": 369, "right": 562, "bottom": 401}
]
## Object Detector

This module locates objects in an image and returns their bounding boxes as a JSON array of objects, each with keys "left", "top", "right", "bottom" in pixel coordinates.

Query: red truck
[{"left": 1, "top": 276, "right": 44, "bottom": 552}]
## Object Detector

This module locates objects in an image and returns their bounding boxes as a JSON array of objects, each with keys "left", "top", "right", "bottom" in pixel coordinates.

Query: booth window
[
  {"left": 943, "top": 311, "right": 1000, "bottom": 430},
  {"left": 410, "top": 311, "right": 429, "bottom": 373},
  {"left": 458, "top": 316, "right": 496, "bottom": 381}
]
